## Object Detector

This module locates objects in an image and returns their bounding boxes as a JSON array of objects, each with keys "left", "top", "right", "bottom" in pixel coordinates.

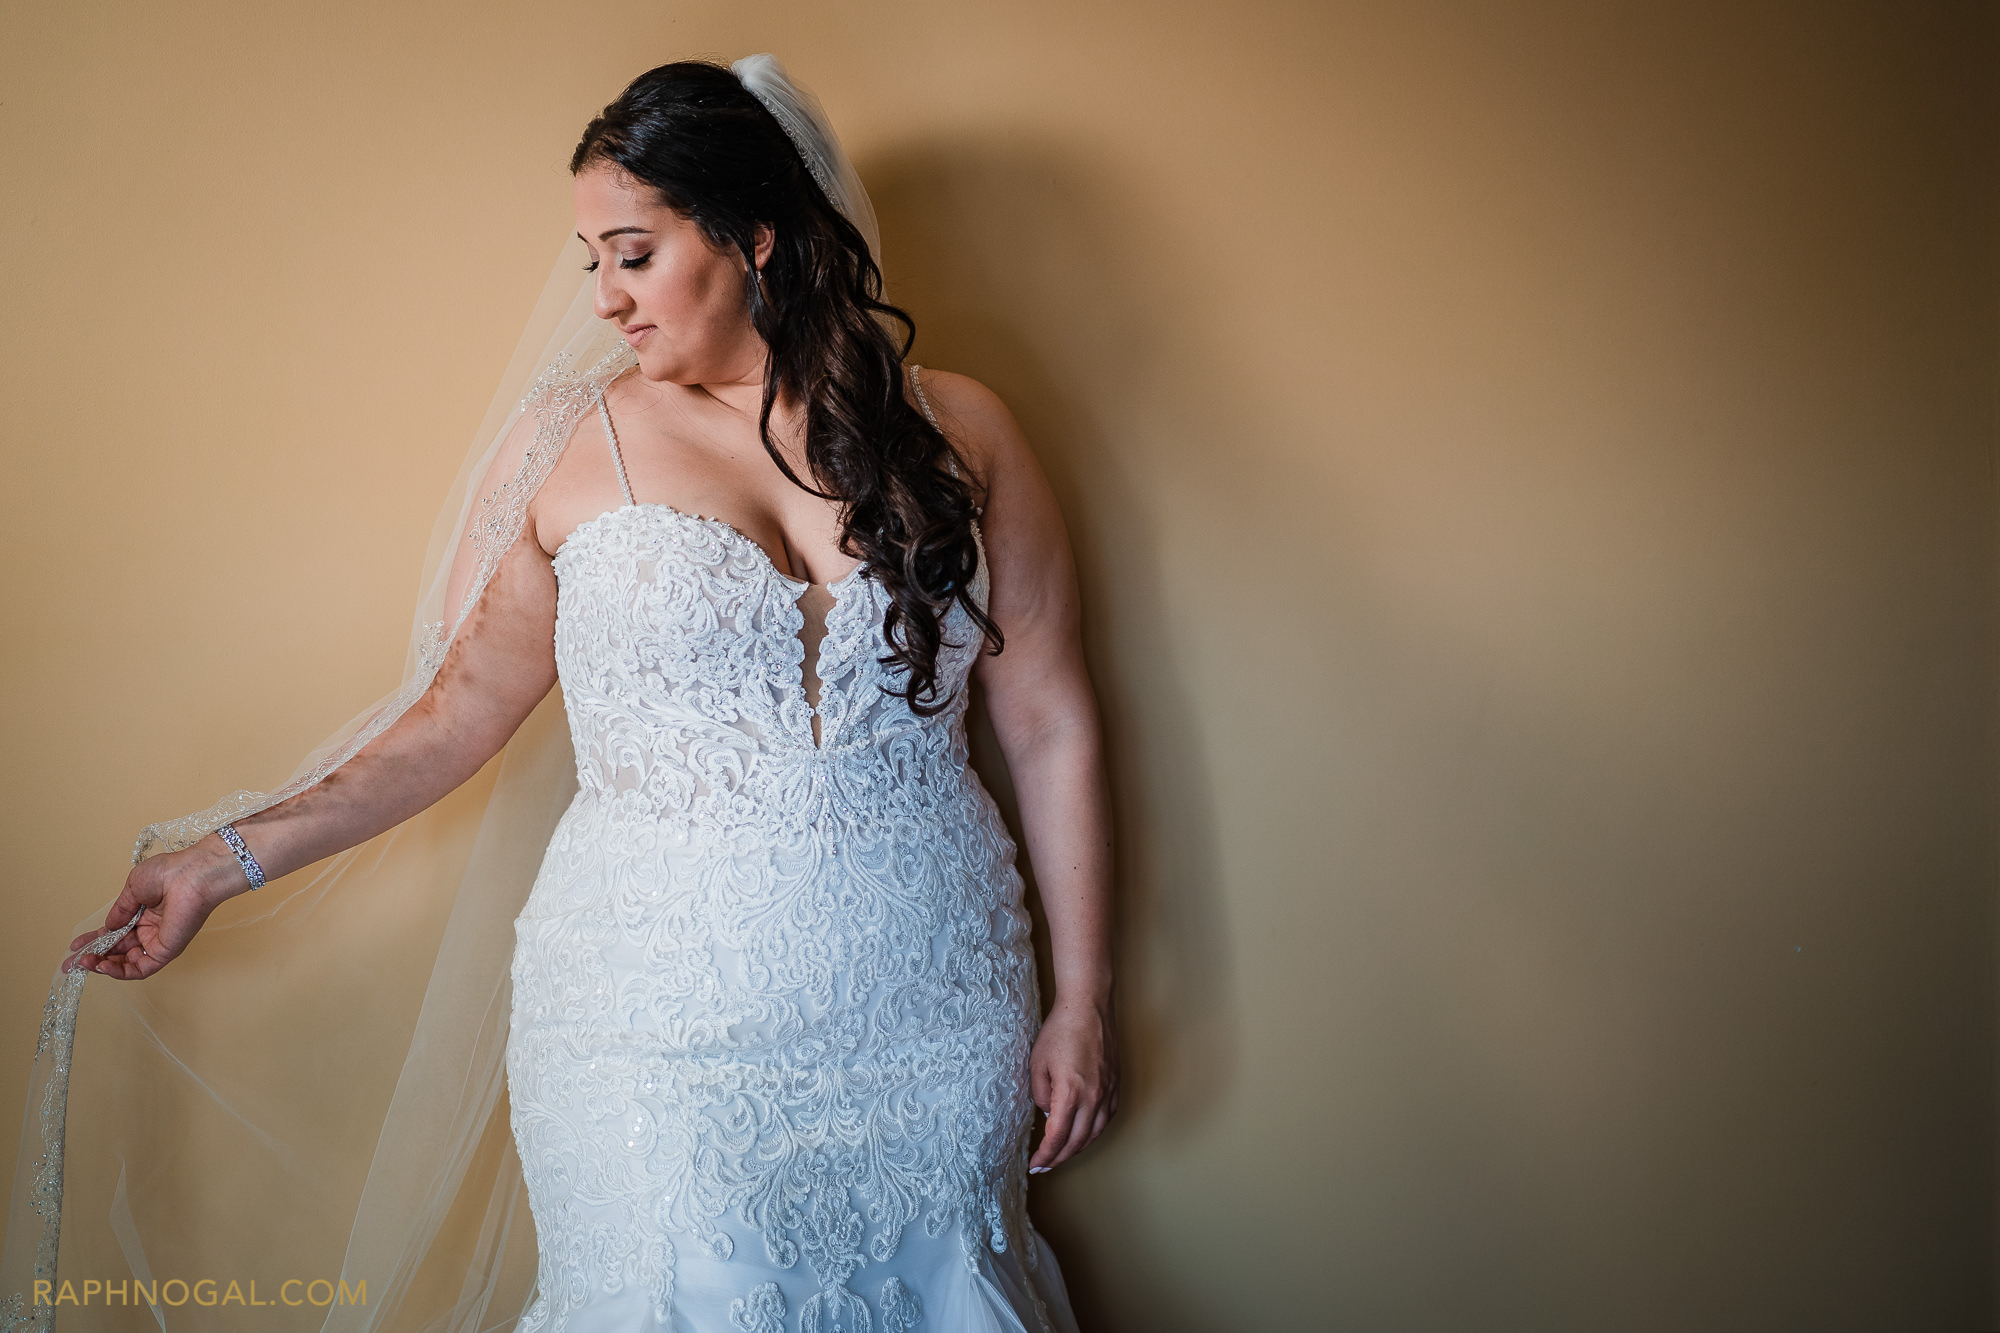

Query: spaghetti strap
[
  {"left": 596, "top": 390, "right": 636, "bottom": 507},
  {"left": 909, "top": 362, "right": 960, "bottom": 483},
  {"left": 908, "top": 362, "right": 945, "bottom": 436},
  {"left": 909, "top": 363, "right": 983, "bottom": 520}
]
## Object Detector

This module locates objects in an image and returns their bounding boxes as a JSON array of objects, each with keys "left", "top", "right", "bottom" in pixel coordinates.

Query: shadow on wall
[{"left": 864, "top": 136, "right": 1240, "bottom": 1330}]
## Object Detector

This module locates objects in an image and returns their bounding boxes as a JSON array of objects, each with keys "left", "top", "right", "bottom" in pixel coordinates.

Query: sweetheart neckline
[{"left": 553, "top": 501, "right": 869, "bottom": 595}]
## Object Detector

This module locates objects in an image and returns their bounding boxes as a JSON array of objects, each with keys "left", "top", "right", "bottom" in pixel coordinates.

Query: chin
[{"left": 633, "top": 350, "right": 686, "bottom": 383}]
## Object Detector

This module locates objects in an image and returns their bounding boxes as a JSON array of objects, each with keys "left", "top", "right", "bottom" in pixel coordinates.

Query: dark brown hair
[{"left": 571, "top": 59, "right": 1000, "bottom": 713}]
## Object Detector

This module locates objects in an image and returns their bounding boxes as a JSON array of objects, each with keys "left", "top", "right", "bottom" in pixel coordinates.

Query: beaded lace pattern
[{"left": 505, "top": 364, "right": 1051, "bottom": 1331}]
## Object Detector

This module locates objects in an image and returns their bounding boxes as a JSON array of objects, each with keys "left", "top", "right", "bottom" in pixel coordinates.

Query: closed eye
[{"left": 584, "top": 253, "right": 653, "bottom": 272}]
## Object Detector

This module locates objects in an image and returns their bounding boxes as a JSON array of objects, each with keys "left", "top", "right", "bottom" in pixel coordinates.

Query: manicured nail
[{"left": 1029, "top": 1166, "right": 1050, "bottom": 1174}]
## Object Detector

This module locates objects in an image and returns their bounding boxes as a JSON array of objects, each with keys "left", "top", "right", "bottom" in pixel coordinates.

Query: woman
[{"left": 15, "top": 55, "right": 1113, "bottom": 1333}]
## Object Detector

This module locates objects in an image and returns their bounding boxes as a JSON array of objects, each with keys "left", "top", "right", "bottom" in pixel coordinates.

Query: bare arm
[
  {"left": 927, "top": 370, "right": 1118, "bottom": 1171},
  {"left": 75, "top": 418, "right": 564, "bottom": 979}
]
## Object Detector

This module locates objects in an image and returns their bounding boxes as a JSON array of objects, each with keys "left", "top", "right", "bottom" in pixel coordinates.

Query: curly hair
[{"left": 570, "top": 59, "right": 1001, "bottom": 713}]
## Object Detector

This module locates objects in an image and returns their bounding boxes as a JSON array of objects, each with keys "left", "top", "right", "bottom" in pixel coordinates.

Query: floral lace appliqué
[{"left": 506, "top": 464, "right": 1042, "bottom": 1332}]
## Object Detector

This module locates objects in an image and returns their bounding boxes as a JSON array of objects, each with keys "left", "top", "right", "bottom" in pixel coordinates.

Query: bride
[{"left": 10, "top": 54, "right": 1114, "bottom": 1333}]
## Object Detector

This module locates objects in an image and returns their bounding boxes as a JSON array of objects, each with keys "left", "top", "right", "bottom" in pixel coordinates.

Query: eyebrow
[{"left": 578, "top": 226, "right": 654, "bottom": 242}]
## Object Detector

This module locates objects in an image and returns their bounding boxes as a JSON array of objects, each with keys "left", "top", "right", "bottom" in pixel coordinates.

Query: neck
[
  {"left": 695, "top": 376, "right": 770, "bottom": 418},
  {"left": 695, "top": 352, "right": 802, "bottom": 427}
]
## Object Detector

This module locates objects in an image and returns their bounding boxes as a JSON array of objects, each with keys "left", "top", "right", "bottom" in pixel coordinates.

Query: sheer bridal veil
[{"left": 2, "top": 53, "right": 883, "bottom": 1332}]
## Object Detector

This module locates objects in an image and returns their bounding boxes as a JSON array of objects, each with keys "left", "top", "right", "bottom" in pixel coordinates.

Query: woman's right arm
[{"left": 73, "top": 426, "right": 564, "bottom": 980}]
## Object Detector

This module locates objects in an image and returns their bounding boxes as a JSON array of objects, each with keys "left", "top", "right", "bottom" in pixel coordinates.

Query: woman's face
[{"left": 572, "top": 163, "right": 774, "bottom": 386}]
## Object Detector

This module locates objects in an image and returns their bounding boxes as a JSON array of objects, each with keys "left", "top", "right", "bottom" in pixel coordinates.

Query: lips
[{"left": 621, "top": 324, "right": 654, "bottom": 347}]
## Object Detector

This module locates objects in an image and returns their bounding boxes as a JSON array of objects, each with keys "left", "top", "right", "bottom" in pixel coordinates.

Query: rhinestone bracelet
[{"left": 215, "top": 823, "right": 266, "bottom": 891}]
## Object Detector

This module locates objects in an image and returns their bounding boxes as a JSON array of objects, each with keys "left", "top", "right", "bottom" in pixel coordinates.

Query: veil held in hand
[{"left": 2, "top": 53, "right": 883, "bottom": 1332}]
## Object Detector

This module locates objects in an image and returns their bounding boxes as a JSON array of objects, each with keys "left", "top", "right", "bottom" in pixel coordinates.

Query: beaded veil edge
[{"left": 0, "top": 342, "right": 636, "bottom": 1330}]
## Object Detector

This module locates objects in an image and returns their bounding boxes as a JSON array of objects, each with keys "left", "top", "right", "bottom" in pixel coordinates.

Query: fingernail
[{"left": 1029, "top": 1166, "right": 1050, "bottom": 1174}]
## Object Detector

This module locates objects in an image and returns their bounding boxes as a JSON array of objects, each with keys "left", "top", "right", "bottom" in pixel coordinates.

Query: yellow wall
[{"left": 3, "top": 2, "right": 1996, "bottom": 1327}]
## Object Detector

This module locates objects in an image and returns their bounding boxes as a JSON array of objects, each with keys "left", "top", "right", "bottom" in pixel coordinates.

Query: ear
[{"left": 751, "top": 223, "right": 776, "bottom": 271}]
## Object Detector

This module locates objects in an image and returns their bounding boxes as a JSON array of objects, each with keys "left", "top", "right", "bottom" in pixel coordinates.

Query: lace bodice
[
  {"left": 547, "top": 499, "right": 991, "bottom": 850},
  {"left": 504, "top": 369, "right": 1053, "bottom": 1333}
]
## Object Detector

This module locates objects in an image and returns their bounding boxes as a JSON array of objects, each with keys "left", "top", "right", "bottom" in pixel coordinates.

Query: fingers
[
  {"left": 85, "top": 941, "right": 162, "bottom": 981},
  {"left": 70, "top": 907, "right": 145, "bottom": 957},
  {"left": 75, "top": 941, "right": 125, "bottom": 978},
  {"left": 69, "top": 909, "right": 166, "bottom": 980},
  {"left": 66, "top": 937, "right": 120, "bottom": 973},
  {"left": 1050, "top": 1099, "right": 1095, "bottom": 1169},
  {"left": 1028, "top": 1079, "right": 1119, "bottom": 1167},
  {"left": 1026, "top": 1071, "right": 1120, "bottom": 1176},
  {"left": 1028, "top": 1086, "right": 1076, "bottom": 1172}
]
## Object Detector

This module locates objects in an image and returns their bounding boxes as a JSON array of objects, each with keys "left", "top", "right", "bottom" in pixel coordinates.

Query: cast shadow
[{"left": 863, "top": 136, "right": 1239, "bottom": 1332}]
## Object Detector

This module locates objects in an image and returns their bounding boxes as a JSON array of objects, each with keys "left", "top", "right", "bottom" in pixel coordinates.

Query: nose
[{"left": 592, "top": 266, "right": 631, "bottom": 323}]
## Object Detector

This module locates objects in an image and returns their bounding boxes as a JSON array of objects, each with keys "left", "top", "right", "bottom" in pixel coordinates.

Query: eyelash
[{"left": 583, "top": 253, "right": 652, "bottom": 272}]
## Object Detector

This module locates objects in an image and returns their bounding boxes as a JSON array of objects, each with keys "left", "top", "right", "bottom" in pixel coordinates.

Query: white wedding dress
[{"left": 502, "top": 367, "right": 1080, "bottom": 1333}]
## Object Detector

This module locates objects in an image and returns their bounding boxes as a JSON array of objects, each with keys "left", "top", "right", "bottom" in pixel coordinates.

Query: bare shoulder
[
  {"left": 908, "top": 366, "right": 1072, "bottom": 615},
  {"left": 907, "top": 365, "right": 1037, "bottom": 496}
]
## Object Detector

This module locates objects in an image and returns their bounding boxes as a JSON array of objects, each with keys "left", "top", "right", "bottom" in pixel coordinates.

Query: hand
[
  {"left": 1027, "top": 994, "right": 1118, "bottom": 1174},
  {"left": 65, "top": 837, "right": 240, "bottom": 980}
]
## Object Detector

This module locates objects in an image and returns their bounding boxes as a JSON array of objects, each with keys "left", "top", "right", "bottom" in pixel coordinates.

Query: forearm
[
  {"left": 200, "top": 694, "right": 500, "bottom": 899},
  {"left": 80, "top": 659, "right": 547, "bottom": 977},
  {"left": 178, "top": 535, "right": 561, "bottom": 905},
  {"left": 1000, "top": 712, "right": 1115, "bottom": 1013}
]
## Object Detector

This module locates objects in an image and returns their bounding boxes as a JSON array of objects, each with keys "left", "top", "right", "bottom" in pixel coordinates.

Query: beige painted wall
[{"left": 4, "top": 2, "right": 1996, "bottom": 1327}]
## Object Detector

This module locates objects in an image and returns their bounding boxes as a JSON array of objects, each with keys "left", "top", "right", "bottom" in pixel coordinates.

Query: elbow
[{"left": 994, "top": 705, "right": 1102, "bottom": 769}]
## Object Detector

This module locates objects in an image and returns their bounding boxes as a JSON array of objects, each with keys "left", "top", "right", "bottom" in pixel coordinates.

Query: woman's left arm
[{"left": 929, "top": 370, "right": 1119, "bottom": 1173}]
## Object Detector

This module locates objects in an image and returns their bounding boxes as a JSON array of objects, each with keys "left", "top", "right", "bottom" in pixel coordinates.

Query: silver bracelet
[{"left": 215, "top": 824, "right": 266, "bottom": 891}]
